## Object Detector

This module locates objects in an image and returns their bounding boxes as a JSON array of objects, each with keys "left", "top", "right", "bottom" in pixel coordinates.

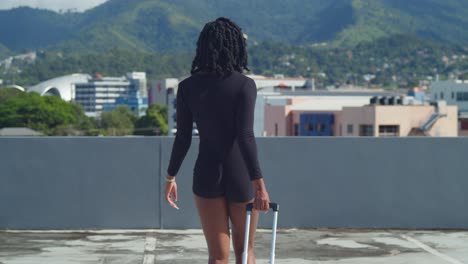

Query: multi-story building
[
  {"left": 127, "top": 72, "right": 148, "bottom": 98},
  {"left": 263, "top": 90, "right": 395, "bottom": 136},
  {"left": 102, "top": 89, "right": 149, "bottom": 117},
  {"left": 339, "top": 101, "right": 457, "bottom": 137},
  {"left": 74, "top": 72, "right": 148, "bottom": 117},
  {"left": 430, "top": 80, "right": 468, "bottom": 136},
  {"left": 149, "top": 78, "right": 180, "bottom": 106},
  {"left": 265, "top": 94, "right": 458, "bottom": 137}
]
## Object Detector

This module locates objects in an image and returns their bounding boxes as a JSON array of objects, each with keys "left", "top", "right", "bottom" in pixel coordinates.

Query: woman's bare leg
[
  {"left": 228, "top": 199, "right": 259, "bottom": 264},
  {"left": 194, "top": 195, "right": 231, "bottom": 264}
]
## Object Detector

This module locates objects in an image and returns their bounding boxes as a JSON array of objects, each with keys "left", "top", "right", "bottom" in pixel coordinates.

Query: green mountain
[
  {"left": 336, "top": 0, "right": 468, "bottom": 46},
  {"left": 54, "top": 0, "right": 340, "bottom": 53},
  {"left": 0, "top": 0, "right": 467, "bottom": 54},
  {"left": 0, "top": 7, "right": 81, "bottom": 52}
]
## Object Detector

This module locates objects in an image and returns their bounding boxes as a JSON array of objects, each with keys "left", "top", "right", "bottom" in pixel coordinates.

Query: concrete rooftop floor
[{"left": 1, "top": 229, "right": 468, "bottom": 264}]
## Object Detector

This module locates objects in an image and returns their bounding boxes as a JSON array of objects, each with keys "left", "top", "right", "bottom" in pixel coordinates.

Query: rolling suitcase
[{"left": 242, "top": 202, "right": 279, "bottom": 264}]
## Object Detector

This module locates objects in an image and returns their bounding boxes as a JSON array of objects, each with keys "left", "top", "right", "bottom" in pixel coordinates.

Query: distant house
[{"left": 0, "top": 127, "right": 43, "bottom": 136}]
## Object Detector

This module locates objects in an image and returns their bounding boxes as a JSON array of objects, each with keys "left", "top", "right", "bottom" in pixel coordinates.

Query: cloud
[{"left": 0, "top": 0, "right": 108, "bottom": 12}]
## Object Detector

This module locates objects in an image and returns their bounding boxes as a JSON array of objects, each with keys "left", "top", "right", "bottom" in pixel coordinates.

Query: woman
[{"left": 164, "top": 17, "right": 270, "bottom": 264}]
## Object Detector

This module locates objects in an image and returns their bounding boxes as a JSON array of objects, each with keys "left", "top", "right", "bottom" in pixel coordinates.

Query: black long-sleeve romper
[{"left": 167, "top": 71, "right": 263, "bottom": 202}]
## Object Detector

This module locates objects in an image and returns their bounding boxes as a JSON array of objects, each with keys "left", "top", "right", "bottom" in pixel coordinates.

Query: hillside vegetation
[
  {"left": 3, "top": 35, "right": 467, "bottom": 89},
  {"left": 0, "top": 0, "right": 467, "bottom": 54}
]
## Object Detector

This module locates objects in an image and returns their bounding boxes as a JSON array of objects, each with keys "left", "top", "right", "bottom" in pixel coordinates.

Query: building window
[
  {"left": 379, "top": 125, "right": 400, "bottom": 137},
  {"left": 461, "top": 120, "right": 468, "bottom": 131},
  {"left": 359, "top": 125, "right": 374, "bottom": 136},
  {"left": 294, "top": 123, "right": 299, "bottom": 136},
  {"left": 456, "top": 92, "right": 468, "bottom": 101},
  {"left": 452, "top": 92, "right": 455, "bottom": 99},
  {"left": 274, "top": 123, "right": 278, "bottom": 136},
  {"left": 347, "top": 124, "right": 354, "bottom": 135},
  {"left": 440, "top": 92, "right": 444, "bottom": 100},
  {"left": 316, "top": 123, "right": 324, "bottom": 133},
  {"left": 304, "top": 123, "right": 314, "bottom": 132}
]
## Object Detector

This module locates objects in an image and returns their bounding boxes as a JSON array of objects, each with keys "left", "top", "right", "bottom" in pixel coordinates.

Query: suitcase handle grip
[{"left": 246, "top": 202, "right": 279, "bottom": 212}]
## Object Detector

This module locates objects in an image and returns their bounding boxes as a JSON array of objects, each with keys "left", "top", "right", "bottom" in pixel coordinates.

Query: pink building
[
  {"left": 265, "top": 96, "right": 458, "bottom": 137},
  {"left": 264, "top": 95, "right": 373, "bottom": 136},
  {"left": 338, "top": 104, "right": 458, "bottom": 137}
]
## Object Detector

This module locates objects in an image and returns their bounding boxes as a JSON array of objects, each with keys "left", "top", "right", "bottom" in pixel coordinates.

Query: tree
[
  {"left": 0, "top": 88, "right": 24, "bottom": 103},
  {"left": 53, "top": 103, "right": 98, "bottom": 136},
  {"left": 134, "top": 104, "right": 168, "bottom": 136},
  {"left": 98, "top": 105, "right": 136, "bottom": 136},
  {"left": 0, "top": 90, "right": 94, "bottom": 135}
]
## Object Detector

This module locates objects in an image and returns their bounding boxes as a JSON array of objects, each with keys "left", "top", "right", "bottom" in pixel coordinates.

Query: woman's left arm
[{"left": 166, "top": 85, "right": 193, "bottom": 209}]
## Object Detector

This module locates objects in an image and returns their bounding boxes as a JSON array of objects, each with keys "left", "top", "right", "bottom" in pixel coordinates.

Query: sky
[{"left": 0, "top": 0, "right": 109, "bottom": 12}]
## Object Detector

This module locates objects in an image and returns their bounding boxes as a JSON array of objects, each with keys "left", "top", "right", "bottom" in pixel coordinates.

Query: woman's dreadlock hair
[{"left": 191, "top": 17, "right": 249, "bottom": 78}]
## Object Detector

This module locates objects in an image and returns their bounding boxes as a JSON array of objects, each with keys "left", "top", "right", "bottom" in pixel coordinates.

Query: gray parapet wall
[{"left": 1, "top": 137, "right": 467, "bottom": 230}]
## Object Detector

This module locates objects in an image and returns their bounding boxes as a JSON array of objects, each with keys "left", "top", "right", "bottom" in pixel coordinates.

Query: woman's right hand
[
  {"left": 165, "top": 176, "right": 179, "bottom": 210},
  {"left": 252, "top": 179, "right": 270, "bottom": 211}
]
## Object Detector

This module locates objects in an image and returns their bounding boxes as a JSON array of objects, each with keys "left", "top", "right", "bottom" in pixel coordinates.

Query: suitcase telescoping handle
[{"left": 242, "top": 203, "right": 279, "bottom": 264}]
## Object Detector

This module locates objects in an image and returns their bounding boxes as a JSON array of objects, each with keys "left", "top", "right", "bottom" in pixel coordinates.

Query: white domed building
[
  {"left": 24, "top": 73, "right": 148, "bottom": 117},
  {"left": 2, "top": 85, "right": 26, "bottom": 92},
  {"left": 27, "top": 74, "right": 91, "bottom": 102}
]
